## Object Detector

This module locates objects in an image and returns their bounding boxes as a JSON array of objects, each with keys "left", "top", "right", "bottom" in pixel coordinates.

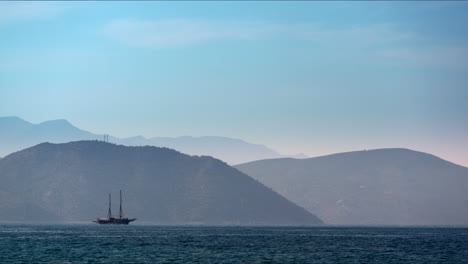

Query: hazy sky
[{"left": 1, "top": 1, "right": 467, "bottom": 166}]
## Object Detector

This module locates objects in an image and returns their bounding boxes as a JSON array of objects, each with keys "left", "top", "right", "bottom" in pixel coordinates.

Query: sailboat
[{"left": 94, "top": 190, "right": 136, "bottom": 225}]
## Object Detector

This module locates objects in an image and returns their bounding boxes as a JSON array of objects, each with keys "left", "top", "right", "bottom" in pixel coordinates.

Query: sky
[{"left": 1, "top": 1, "right": 467, "bottom": 167}]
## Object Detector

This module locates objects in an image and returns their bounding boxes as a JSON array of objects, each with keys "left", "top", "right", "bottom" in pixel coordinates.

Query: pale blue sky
[{"left": 1, "top": 1, "right": 467, "bottom": 166}]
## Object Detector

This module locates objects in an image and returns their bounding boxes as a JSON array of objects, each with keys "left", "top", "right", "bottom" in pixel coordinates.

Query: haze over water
[{"left": 1, "top": 224, "right": 467, "bottom": 263}]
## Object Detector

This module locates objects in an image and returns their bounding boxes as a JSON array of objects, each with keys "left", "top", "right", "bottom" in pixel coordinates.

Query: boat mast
[
  {"left": 108, "top": 193, "right": 112, "bottom": 219},
  {"left": 119, "top": 190, "right": 123, "bottom": 219}
]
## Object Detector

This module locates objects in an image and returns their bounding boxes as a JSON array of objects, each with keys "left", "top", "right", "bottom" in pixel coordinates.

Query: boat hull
[{"left": 94, "top": 218, "right": 136, "bottom": 225}]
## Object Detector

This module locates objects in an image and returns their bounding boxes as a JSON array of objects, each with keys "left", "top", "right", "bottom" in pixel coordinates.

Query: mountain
[
  {"left": 118, "top": 135, "right": 298, "bottom": 165},
  {"left": 0, "top": 140, "right": 322, "bottom": 225},
  {"left": 0, "top": 117, "right": 96, "bottom": 158},
  {"left": 236, "top": 149, "right": 468, "bottom": 226},
  {"left": 0, "top": 116, "right": 306, "bottom": 164}
]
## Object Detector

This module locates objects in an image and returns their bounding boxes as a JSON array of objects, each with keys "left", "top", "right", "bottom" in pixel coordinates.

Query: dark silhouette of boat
[{"left": 94, "top": 190, "right": 136, "bottom": 225}]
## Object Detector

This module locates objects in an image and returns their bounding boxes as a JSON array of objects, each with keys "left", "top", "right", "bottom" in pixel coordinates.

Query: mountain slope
[
  {"left": 236, "top": 149, "right": 468, "bottom": 225},
  {"left": 0, "top": 116, "right": 306, "bottom": 164},
  {"left": 119, "top": 135, "right": 293, "bottom": 165},
  {"left": 0, "top": 117, "right": 96, "bottom": 157},
  {"left": 0, "top": 141, "right": 322, "bottom": 225}
]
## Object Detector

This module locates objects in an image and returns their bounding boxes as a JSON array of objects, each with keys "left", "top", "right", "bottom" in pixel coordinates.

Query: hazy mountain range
[
  {"left": 0, "top": 116, "right": 307, "bottom": 165},
  {"left": 0, "top": 141, "right": 322, "bottom": 225},
  {"left": 2, "top": 116, "right": 467, "bottom": 226},
  {"left": 236, "top": 149, "right": 468, "bottom": 226}
]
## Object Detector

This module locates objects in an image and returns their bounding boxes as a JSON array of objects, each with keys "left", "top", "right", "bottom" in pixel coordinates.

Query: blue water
[{"left": 0, "top": 224, "right": 467, "bottom": 263}]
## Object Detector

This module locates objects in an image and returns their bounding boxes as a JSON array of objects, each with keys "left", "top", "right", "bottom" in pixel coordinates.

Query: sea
[{"left": 0, "top": 224, "right": 467, "bottom": 263}]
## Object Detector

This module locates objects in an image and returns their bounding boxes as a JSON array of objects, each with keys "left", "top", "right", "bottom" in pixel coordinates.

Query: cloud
[
  {"left": 104, "top": 18, "right": 415, "bottom": 50},
  {"left": 106, "top": 18, "right": 468, "bottom": 71},
  {"left": 103, "top": 19, "right": 281, "bottom": 48},
  {"left": 0, "top": 2, "right": 63, "bottom": 23}
]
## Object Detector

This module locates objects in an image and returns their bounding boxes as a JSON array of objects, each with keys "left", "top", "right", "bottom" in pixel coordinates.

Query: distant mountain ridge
[
  {"left": 0, "top": 116, "right": 306, "bottom": 164},
  {"left": 236, "top": 148, "right": 468, "bottom": 226},
  {"left": 0, "top": 140, "right": 322, "bottom": 225}
]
